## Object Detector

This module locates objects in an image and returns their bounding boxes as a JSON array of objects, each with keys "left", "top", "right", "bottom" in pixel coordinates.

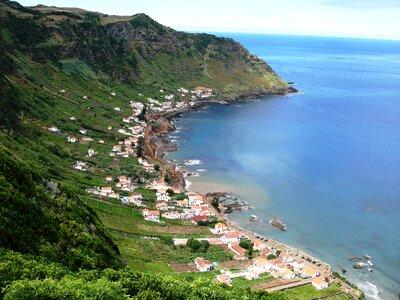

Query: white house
[
  {"left": 156, "top": 193, "right": 171, "bottom": 202},
  {"left": 312, "top": 277, "right": 328, "bottom": 290},
  {"left": 88, "top": 148, "right": 95, "bottom": 157},
  {"left": 214, "top": 222, "right": 229, "bottom": 234},
  {"left": 301, "top": 266, "right": 320, "bottom": 278},
  {"left": 67, "top": 136, "right": 78, "bottom": 143},
  {"left": 194, "top": 257, "right": 213, "bottom": 272},
  {"left": 156, "top": 202, "right": 168, "bottom": 211},
  {"left": 282, "top": 269, "right": 296, "bottom": 279},
  {"left": 48, "top": 126, "right": 60, "bottom": 133},
  {"left": 222, "top": 231, "right": 241, "bottom": 244},
  {"left": 107, "top": 193, "right": 120, "bottom": 199},
  {"left": 253, "top": 256, "right": 271, "bottom": 273},
  {"left": 292, "top": 260, "right": 305, "bottom": 271},
  {"left": 142, "top": 209, "right": 160, "bottom": 222},
  {"left": 252, "top": 239, "right": 267, "bottom": 251},
  {"left": 162, "top": 211, "right": 181, "bottom": 220}
]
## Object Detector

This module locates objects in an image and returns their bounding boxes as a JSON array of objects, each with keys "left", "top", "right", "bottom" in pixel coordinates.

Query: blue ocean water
[{"left": 166, "top": 34, "right": 400, "bottom": 299}]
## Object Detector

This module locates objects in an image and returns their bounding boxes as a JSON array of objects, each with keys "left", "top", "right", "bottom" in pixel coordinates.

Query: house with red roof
[{"left": 194, "top": 257, "right": 213, "bottom": 272}]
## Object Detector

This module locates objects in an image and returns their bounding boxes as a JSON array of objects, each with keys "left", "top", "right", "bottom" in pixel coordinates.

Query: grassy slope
[{"left": 0, "top": 2, "right": 348, "bottom": 299}]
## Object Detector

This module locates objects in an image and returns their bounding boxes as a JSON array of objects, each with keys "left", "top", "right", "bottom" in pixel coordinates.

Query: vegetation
[
  {"left": 1, "top": 248, "right": 290, "bottom": 300},
  {"left": 0, "top": 146, "right": 123, "bottom": 271},
  {"left": 282, "top": 283, "right": 343, "bottom": 299},
  {"left": 0, "top": 1, "right": 346, "bottom": 299}
]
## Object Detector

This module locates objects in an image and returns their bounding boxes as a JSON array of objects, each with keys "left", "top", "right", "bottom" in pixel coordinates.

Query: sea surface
[{"left": 165, "top": 34, "right": 400, "bottom": 299}]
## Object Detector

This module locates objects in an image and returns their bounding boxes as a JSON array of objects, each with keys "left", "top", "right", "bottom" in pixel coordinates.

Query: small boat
[
  {"left": 364, "top": 255, "right": 372, "bottom": 259},
  {"left": 367, "top": 268, "right": 373, "bottom": 273},
  {"left": 270, "top": 218, "right": 287, "bottom": 231},
  {"left": 366, "top": 260, "right": 374, "bottom": 267},
  {"left": 249, "top": 215, "right": 257, "bottom": 222},
  {"left": 341, "top": 268, "right": 347, "bottom": 273}
]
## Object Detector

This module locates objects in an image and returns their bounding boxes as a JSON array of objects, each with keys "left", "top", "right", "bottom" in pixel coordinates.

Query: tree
[{"left": 239, "top": 238, "right": 253, "bottom": 251}]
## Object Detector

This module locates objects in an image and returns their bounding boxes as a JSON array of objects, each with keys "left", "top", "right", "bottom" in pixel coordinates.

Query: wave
[
  {"left": 184, "top": 179, "right": 192, "bottom": 189},
  {"left": 184, "top": 159, "right": 202, "bottom": 166},
  {"left": 358, "top": 281, "right": 381, "bottom": 300},
  {"left": 197, "top": 169, "right": 206, "bottom": 172}
]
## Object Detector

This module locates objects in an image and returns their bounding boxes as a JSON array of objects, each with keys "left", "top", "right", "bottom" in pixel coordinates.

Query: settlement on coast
[{"left": 51, "top": 85, "right": 362, "bottom": 298}]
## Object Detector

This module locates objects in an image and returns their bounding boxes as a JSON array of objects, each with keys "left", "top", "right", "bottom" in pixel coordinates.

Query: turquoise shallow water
[{"left": 165, "top": 34, "right": 400, "bottom": 299}]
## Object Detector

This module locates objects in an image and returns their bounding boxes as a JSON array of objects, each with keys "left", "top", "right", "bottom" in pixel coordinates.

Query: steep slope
[
  {"left": 0, "top": 146, "right": 124, "bottom": 271},
  {"left": 0, "top": 0, "right": 295, "bottom": 190},
  {"left": 0, "top": 2, "right": 299, "bottom": 299}
]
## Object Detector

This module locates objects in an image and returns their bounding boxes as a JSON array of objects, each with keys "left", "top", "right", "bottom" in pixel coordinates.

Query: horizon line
[{"left": 177, "top": 28, "right": 400, "bottom": 42}]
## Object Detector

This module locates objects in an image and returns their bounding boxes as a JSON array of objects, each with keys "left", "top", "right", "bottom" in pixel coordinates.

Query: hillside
[
  {"left": 0, "top": 0, "right": 295, "bottom": 192},
  {"left": 0, "top": 1, "right": 311, "bottom": 299}
]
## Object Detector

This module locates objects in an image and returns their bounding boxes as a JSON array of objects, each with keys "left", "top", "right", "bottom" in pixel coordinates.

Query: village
[{"left": 47, "top": 85, "right": 359, "bottom": 298}]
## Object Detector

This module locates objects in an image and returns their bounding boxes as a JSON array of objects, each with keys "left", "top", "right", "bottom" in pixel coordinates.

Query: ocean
[{"left": 165, "top": 34, "right": 400, "bottom": 299}]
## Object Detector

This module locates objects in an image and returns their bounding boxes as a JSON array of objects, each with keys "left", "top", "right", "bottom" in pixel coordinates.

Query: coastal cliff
[{"left": 0, "top": 1, "right": 315, "bottom": 299}]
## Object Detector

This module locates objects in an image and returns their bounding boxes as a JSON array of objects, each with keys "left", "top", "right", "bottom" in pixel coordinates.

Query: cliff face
[{"left": 0, "top": 0, "right": 293, "bottom": 99}]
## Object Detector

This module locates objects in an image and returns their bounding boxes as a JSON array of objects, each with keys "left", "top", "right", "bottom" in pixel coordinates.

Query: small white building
[
  {"left": 214, "top": 222, "right": 229, "bottom": 234},
  {"left": 88, "top": 148, "right": 95, "bottom": 157},
  {"left": 156, "top": 193, "right": 171, "bottom": 202},
  {"left": 312, "top": 277, "right": 328, "bottom": 290},
  {"left": 222, "top": 231, "right": 241, "bottom": 244},
  {"left": 48, "top": 126, "right": 60, "bottom": 133},
  {"left": 156, "top": 201, "right": 168, "bottom": 211},
  {"left": 142, "top": 209, "right": 160, "bottom": 222},
  {"left": 67, "top": 136, "right": 78, "bottom": 143},
  {"left": 194, "top": 257, "right": 213, "bottom": 272}
]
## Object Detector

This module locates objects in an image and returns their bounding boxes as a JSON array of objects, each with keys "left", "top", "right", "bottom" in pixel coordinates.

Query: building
[
  {"left": 123, "top": 193, "right": 143, "bottom": 206},
  {"left": 301, "top": 266, "right": 320, "bottom": 278},
  {"left": 156, "top": 193, "right": 171, "bottom": 202},
  {"left": 191, "top": 215, "right": 208, "bottom": 224},
  {"left": 107, "top": 193, "right": 119, "bottom": 199},
  {"left": 176, "top": 199, "right": 190, "bottom": 207},
  {"left": 142, "top": 209, "right": 160, "bottom": 222},
  {"left": 228, "top": 242, "right": 246, "bottom": 260},
  {"left": 280, "top": 253, "right": 294, "bottom": 264},
  {"left": 214, "top": 222, "right": 229, "bottom": 234},
  {"left": 312, "top": 277, "right": 328, "bottom": 290},
  {"left": 188, "top": 192, "right": 204, "bottom": 205},
  {"left": 105, "top": 176, "right": 113, "bottom": 182},
  {"left": 100, "top": 187, "right": 113, "bottom": 196},
  {"left": 222, "top": 231, "right": 241, "bottom": 244},
  {"left": 194, "top": 257, "right": 213, "bottom": 272},
  {"left": 253, "top": 256, "right": 271, "bottom": 272},
  {"left": 67, "top": 136, "right": 78, "bottom": 143},
  {"left": 261, "top": 247, "right": 272, "bottom": 257},
  {"left": 252, "top": 239, "right": 267, "bottom": 251},
  {"left": 292, "top": 259, "right": 305, "bottom": 271},
  {"left": 162, "top": 211, "right": 181, "bottom": 219},
  {"left": 282, "top": 269, "right": 295, "bottom": 279},
  {"left": 156, "top": 201, "right": 168, "bottom": 211},
  {"left": 214, "top": 274, "right": 232, "bottom": 286},
  {"left": 88, "top": 148, "right": 95, "bottom": 157}
]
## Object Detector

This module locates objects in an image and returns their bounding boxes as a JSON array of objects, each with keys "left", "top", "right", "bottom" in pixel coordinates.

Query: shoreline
[{"left": 142, "top": 90, "right": 362, "bottom": 297}]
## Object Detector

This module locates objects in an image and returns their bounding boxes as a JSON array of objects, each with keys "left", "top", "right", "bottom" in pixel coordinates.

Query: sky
[{"left": 18, "top": 0, "right": 400, "bottom": 40}]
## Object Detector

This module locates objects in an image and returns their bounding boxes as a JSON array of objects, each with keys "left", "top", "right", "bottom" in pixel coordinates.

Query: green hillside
[{"left": 0, "top": 1, "right": 308, "bottom": 299}]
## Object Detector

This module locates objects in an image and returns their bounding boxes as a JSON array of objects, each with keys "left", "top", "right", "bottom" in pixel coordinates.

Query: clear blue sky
[{"left": 18, "top": 0, "right": 400, "bottom": 40}]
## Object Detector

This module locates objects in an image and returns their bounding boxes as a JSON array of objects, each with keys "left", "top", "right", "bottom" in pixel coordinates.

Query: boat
[
  {"left": 270, "top": 218, "right": 287, "bottom": 231},
  {"left": 341, "top": 268, "right": 347, "bottom": 273},
  {"left": 364, "top": 255, "right": 372, "bottom": 259},
  {"left": 249, "top": 215, "right": 257, "bottom": 222}
]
